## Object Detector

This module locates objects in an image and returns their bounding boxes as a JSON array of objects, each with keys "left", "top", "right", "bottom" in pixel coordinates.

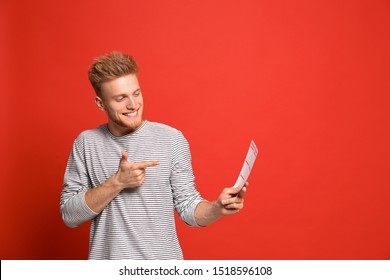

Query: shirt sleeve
[
  {"left": 170, "top": 131, "right": 206, "bottom": 227},
  {"left": 60, "top": 136, "right": 98, "bottom": 228}
]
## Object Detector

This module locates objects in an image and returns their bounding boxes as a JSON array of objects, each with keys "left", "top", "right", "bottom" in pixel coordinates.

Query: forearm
[
  {"left": 194, "top": 201, "right": 224, "bottom": 227},
  {"left": 84, "top": 175, "right": 123, "bottom": 213},
  {"left": 61, "top": 175, "right": 123, "bottom": 228}
]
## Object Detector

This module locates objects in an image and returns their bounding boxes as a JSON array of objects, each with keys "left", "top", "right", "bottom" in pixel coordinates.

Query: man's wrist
[
  {"left": 108, "top": 174, "right": 125, "bottom": 192},
  {"left": 209, "top": 200, "right": 225, "bottom": 218}
]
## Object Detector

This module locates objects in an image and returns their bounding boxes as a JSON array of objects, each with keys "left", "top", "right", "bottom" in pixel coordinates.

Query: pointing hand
[{"left": 114, "top": 150, "right": 159, "bottom": 190}]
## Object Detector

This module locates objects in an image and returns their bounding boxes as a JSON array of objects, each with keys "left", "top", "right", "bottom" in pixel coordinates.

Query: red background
[{"left": 1, "top": 0, "right": 390, "bottom": 259}]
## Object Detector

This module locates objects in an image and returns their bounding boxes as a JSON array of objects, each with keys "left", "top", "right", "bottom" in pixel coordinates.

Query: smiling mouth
[{"left": 123, "top": 110, "right": 138, "bottom": 118}]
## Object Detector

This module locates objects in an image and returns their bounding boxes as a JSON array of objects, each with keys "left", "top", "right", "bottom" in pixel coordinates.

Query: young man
[{"left": 60, "top": 51, "right": 247, "bottom": 259}]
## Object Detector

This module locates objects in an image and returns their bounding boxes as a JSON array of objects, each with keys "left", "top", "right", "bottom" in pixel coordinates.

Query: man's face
[{"left": 96, "top": 74, "right": 144, "bottom": 136}]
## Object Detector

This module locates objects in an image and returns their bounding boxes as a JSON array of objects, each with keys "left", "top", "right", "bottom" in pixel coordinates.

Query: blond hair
[{"left": 88, "top": 51, "right": 138, "bottom": 96}]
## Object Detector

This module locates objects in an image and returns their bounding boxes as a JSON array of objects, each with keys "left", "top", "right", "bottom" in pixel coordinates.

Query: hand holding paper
[{"left": 194, "top": 141, "right": 258, "bottom": 225}]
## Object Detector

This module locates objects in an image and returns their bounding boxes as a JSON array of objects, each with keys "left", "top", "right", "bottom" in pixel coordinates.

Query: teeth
[{"left": 125, "top": 111, "right": 137, "bottom": 117}]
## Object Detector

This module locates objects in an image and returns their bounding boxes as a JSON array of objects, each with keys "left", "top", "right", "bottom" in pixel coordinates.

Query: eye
[
  {"left": 115, "top": 96, "right": 126, "bottom": 102},
  {"left": 133, "top": 90, "right": 141, "bottom": 97}
]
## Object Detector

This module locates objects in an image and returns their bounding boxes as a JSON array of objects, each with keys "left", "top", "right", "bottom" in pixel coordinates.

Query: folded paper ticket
[{"left": 234, "top": 140, "right": 258, "bottom": 189}]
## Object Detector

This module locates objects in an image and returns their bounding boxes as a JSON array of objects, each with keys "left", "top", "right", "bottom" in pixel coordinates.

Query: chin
[{"left": 125, "top": 118, "right": 143, "bottom": 129}]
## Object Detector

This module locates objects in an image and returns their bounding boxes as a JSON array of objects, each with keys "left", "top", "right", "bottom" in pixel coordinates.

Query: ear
[{"left": 95, "top": 96, "right": 105, "bottom": 112}]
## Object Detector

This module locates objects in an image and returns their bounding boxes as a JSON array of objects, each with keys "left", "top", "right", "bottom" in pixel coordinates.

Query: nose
[{"left": 126, "top": 96, "right": 136, "bottom": 109}]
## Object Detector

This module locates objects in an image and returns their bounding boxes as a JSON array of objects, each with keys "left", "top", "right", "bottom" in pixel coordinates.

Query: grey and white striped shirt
[{"left": 61, "top": 121, "right": 205, "bottom": 259}]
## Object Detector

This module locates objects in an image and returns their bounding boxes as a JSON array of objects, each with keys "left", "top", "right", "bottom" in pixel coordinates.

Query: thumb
[
  {"left": 120, "top": 150, "right": 129, "bottom": 164},
  {"left": 230, "top": 186, "right": 242, "bottom": 195}
]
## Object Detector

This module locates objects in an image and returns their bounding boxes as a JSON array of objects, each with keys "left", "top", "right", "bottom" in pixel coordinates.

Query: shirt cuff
[
  {"left": 186, "top": 198, "right": 208, "bottom": 227},
  {"left": 62, "top": 191, "right": 98, "bottom": 228}
]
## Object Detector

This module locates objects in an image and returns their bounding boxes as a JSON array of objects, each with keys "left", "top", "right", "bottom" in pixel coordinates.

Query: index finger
[{"left": 134, "top": 161, "right": 160, "bottom": 169}]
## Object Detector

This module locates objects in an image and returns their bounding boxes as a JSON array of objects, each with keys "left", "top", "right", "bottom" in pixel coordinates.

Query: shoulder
[
  {"left": 74, "top": 125, "right": 107, "bottom": 145},
  {"left": 145, "top": 121, "right": 178, "bottom": 132},
  {"left": 145, "top": 121, "right": 181, "bottom": 137},
  {"left": 144, "top": 121, "right": 189, "bottom": 146}
]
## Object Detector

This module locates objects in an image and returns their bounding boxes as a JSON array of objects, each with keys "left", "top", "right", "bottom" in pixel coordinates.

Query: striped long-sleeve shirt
[{"left": 60, "top": 121, "right": 205, "bottom": 259}]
